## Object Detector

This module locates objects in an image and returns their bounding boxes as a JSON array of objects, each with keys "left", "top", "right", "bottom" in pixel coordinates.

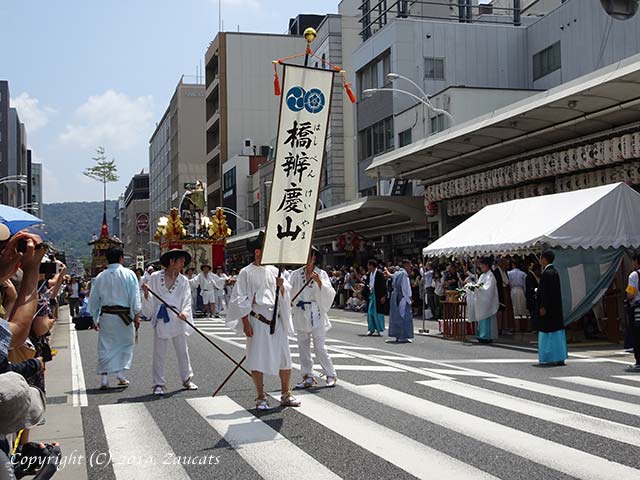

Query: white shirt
[
  {"left": 422, "top": 269, "right": 434, "bottom": 289},
  {"left": 141, "top": 271, "right": 192, "bottom": 339},
  {"left": 70, "top": 283, "right": 79, "bottom": 298},
  {"left": 197, "top": 271, "right": 225, "bottom": 292},
  {"left": 290, "top": 266, "right": 335, "bottom": 333},
  {"left": 369, "top": 270, "right": 376, "bottom": 291}
]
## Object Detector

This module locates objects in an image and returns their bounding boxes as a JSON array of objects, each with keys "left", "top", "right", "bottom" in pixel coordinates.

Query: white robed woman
[
  {"left": 142, "top": 249, "right": 198, "bottom": 396},
  {"left": 226, "top": 231, "right": 301, "bottom": 410},
  {"left": 290, "top": 246, "right": 337, "bottom": 389},
  {"left": 467, "top": 257, "right": 499, "bottom": 343}
]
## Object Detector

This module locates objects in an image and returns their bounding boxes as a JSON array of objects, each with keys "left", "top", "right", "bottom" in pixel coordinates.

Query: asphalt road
[{"left": 74, "top": 309, "right": 640, "bottom": 480}]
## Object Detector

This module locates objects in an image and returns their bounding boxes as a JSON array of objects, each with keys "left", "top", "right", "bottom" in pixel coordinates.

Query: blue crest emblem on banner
[{"left": 286, "top": 86, "right": 325, "bottom": 113}]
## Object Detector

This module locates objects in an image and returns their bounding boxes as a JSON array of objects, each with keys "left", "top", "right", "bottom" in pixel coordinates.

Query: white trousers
[
  {"left": 152, "top": 334, "right": 193, "bottom": 386},
  {"left": 297, "top": 328, "right": 336, "bottom": 378},
  {"left": 214, "top": 290, "right": 225, "bottom": 312}
]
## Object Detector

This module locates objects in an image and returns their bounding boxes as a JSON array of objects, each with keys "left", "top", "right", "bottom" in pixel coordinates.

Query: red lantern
[{"left": 426, "top": 201, "right": 439, "bottom": 216}]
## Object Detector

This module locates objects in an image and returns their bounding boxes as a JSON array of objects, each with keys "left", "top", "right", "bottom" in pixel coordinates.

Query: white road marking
[
  {"left": 488, "top": 377, "right": 640, "bottom": 416},
  {"left": 417, "top": 379, "right": 640, "bottom": 448},
  {"left": 187, "top": 396, "right": 342, "bottom": 480},
  {"left": 289, "top": 353, "right": 354, "bottom": 359},
  {"left": 345, "top": 383, "right": 640, "bottom": 480},
  {"left": 554, "top": 376, "right": 640, "bottom": 397},
  {"left": 99, "top": 403, "right": 189, "bottom": 479},
  {"left": 423, "top": 369, "right": 499, "bottom": 377},
  {"left": 371, "top": 355, "right": 433, "bottom": 362},
  {"left": 282, "top": 390, "right": 498, "bottom": 480},
  {"left": 69, "top": 321, "right": 88, "bottom": 407},
  {"left": 612, "top": 375, "right": 640, "bottom": 383}
]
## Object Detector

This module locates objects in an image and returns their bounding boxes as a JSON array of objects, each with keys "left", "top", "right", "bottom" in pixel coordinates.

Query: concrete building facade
[
  {"left": 203, "top": 32, "right": 302, "bottom": 211},
  {"left": 149, "top": 77, "right": 206, "bottom": 257},
  {"left": 30, "top": 162, "right": 42, "bottom": 217},
  {"left": 122, "top": 172, "right": 150, "bottom": 265}
]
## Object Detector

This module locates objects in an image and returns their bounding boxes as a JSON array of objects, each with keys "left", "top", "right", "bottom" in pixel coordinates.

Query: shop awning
[
  {"left": 225, "top": 196, "right": 426, "bottom": 252},
  {"left": 313, "top": 196, "right": 425, "bottom": 244},
  {"left": 423, "top": 182, "right": 640, "bottom": 257},
  {"left": 367, "top": 53, "right": 640, "bottom": 184}
]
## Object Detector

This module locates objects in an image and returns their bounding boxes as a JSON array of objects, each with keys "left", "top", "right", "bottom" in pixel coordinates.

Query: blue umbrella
[{"left": 0, "top": 204, "right": 43, "bottom": 234}]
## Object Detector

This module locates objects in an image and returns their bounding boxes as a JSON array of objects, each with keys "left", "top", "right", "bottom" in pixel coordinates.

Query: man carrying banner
[
  {"left": 226, "top": 232, "right": 301, "bottom": 410},
  {"left": 88, "top": 247, "right": 141, "bottom": 389},
  {"left": 291, "top": 246, "right": 337, "bottom": 389},
  {"left": 142, "top": 249, "right": 198, "bottom": 396}
]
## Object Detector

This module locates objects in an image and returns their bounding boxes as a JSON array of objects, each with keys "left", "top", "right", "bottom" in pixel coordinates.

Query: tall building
[
  {"left": 30, "top": 162, "right": 42, "bottom": 218},
  {"left": 361, "top": 0, "right": 640, "bottom": 251},
  {"left": 1, "top": 80, "right": 39, "bottom": 210},
  {"left": 149, "top": 77, "right": 206, "bottom": 258},
  {"left": 203, "top": 31, "right": 303, "bottom": 210},
  {"left": 121, "top": 172, "right": 150, "bottom": 265}
]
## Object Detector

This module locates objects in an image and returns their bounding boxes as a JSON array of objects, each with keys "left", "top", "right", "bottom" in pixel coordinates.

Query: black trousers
[{"left": 69, "top": 298, "right": 80, "bottom": 317}]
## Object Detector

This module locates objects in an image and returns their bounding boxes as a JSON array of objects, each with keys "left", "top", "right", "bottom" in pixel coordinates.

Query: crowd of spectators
[{"left": 0, "top": 232, "right": 66, "bottom": 479}]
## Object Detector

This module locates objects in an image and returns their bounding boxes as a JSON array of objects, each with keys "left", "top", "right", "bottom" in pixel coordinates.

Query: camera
[
  {"left": 39, "top": 262, "right": 58, "bottom": 275},
  {"left": 17, "top": 238, "right": 27, "bottom": 253}
]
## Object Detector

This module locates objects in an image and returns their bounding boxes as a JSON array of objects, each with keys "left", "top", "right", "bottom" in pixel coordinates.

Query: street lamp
[
  {"left": 213, "top": 207, "right": 255, "bottom": 231},
  {"left": 363, "top": 87, "right": 455, "bottom": 127},
  {"left": 0, "top": 175, "right": 28, "bottom": 186}
]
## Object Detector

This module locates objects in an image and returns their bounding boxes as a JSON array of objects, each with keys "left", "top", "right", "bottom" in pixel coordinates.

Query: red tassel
[
  {"left": 344, "top": 83, "right": 356, "bottom": 104},
  {"left": 273, "top": 64, "right": 281, "bottom": 96}
]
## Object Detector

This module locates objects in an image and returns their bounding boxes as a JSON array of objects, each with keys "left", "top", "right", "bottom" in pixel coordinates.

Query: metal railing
[{"left": 359, "top": 0, "right": 524, "bottom": 41}]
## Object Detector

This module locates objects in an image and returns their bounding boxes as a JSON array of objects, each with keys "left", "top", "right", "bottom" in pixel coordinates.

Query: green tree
[{"left": 84, "top": 146, "right": 119, "bottom": 216}]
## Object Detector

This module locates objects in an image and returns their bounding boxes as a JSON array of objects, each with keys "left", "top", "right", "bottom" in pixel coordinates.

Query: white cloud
[
  {"left": 10, "top": 93, "right": 55, "bottom": 132},
  {"left": 59, "top": 90, "right": 153, "bottom": 150}
]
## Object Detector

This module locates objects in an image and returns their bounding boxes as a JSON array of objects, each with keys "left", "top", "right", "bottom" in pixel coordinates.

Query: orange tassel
[
  {"left": 344, "top": 82, "right": 356, "bottom": 104},
  {"left": 273, "top": 64, "right": 281, "bottom": 96}
]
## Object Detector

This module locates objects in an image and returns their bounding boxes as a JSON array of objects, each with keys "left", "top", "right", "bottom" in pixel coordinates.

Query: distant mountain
[{"left": 42, "top": 200, "right": 118, "bottom": 259}]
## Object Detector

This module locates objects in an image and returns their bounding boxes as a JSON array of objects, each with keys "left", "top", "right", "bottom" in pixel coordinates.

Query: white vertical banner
[{"left": 261, "top": 64, "right": 334, "bottom": 265}]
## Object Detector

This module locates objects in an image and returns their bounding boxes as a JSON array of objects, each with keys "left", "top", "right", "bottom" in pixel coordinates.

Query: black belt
[
  {"left": 101, "top": 305, "right": 133, "bottom": 326},
  {"left": 250, "top": 311, "right": 276, "bottom": 335}
]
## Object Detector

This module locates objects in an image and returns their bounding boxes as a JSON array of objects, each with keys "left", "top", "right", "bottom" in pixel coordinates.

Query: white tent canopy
[{"left": 423, "top": 183, "right": 640, "bottom": 257}]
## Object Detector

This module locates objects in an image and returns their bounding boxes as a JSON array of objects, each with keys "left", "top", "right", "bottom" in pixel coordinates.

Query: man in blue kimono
[
  {"left": 388, "top": 260, "right": 414, "bottom": 343},
  {"left": 89, "top": 247, "right": 142, "bottom": 389},
  {"left": 536, "top": 250, "right": 567, "bottom": 367}
]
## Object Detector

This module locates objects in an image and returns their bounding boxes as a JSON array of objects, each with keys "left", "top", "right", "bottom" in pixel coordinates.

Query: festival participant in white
[
  {"left": 290, "top": 246, "right": 337, "bottom": 389},
  {"left": 467, "top": 257, "right": 499, "bottom": 343},
  {"left": 185, "top": 267, "right": 199, "bottom": 316},
  {"left": 142, "top": 249, "right": 198, "bottom": 396},
  {"left": 226, "top": 231, "right": 301, "bottom": 410},
  {"left": 197, "top": 264, "right": 224, "bottom": 318},
  {"left": 88, "top": 247, "right": 141, "bottom": 389},
  {"left": 508, "top": 262, "right": 528, "bottom": 318},
  {"left": 214, "top": 266, "right": 228, "bottom": 313}
]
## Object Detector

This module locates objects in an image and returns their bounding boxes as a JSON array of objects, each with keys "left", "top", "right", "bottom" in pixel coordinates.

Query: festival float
[{"left": 89, "top": 212, "right": 123, "bottom": 277}]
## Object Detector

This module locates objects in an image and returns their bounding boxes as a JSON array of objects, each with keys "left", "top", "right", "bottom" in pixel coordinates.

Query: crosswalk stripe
[
  {"left": 554, "top": 376, "right": 640, "bottom": 397},
  {"left": 612, "top": 375, "right": 640, "bottom": 383},
  {"left": 187, "top": 396, "right": 342, "bottom": 480},
  {"left": 417, "top": 379, "right": 640, "bottom": 448},
  {"left": 284, "top": 390, "right": 498, "bottom": 479},
  {"left": 345, "top": 383, "right": 639, "bottom": 480},
  {"left": 330, "top": 346, "right": 379, "bottom": 351},
  {"left": 290, "top": 353, "right": 354, "bottom": 359},
  {"left": 488, "top": 377, "right": 640, "bottom": 416},
  {"left": 293, "top": 363, "right": 403, "bottom": 372},
  {"left": 371, "top": 355, "right": 432, "bottom": 362},
  {"left": 199, "top": 331, "right": 236, "bottom": 335},
  {"left": 99, "top": 403, "right": 190, "bottom": 479},
  {"left": 423, "top": 369, "right": 499, "bottom": 377}
]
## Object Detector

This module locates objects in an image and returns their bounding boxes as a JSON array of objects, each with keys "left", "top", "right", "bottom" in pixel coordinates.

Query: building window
[
  {"left": 358, "top": 116, "right": 394, "bottom": 160},
  {"left": 430, "top": 114, "right": 446, "bottom": 134},
  {"left": 223, "top": 167, "right": 236, "bottom": 191},
  {"left": 357, "top": 51, "right": 392, "bottom": 99},
  {"left": 321, "top": 53, "right": 326, "bottom": 69},
  {"left": 533, "top": 41, "right": 561, "bottom": 81},
  {"left": 424, "top": 57, "right": 445, "bottom": 80},
  {"left": 398, "top": 128, "right": 412, "bottom": 147}
]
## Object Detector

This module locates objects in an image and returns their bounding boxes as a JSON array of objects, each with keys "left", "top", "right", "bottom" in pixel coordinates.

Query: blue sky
[{"left": 0, "top": 0, "right": 338, "bottom": 203}]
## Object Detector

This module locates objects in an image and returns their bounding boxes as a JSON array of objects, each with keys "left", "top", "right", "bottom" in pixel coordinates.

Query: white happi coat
[
  {"left": 197, "top": 271, "right": 225, "bottom": 303},
  {"left": 226, "top": 263, "right": 293, "bottom": 376},
  {"left": 142, "top": 271, "right": 193, "bottom": 339},
  {"left": 466, "top": 270, "right": 499, "bottom": 323},
  {"left": 289, "top": 267, "right": 335, "bottom": 333}
]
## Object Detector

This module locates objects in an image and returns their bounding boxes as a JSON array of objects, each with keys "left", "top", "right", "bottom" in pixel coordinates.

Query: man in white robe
[
  {"left": 185, "top": 267, "right": 199, "bottom": 316},
  {"left": 142, "top": 249, "right": 197, "bottom": 396},
  {"left": 226, "top": 231, "right": 301, "bottom": 410},
  {"left": 88, "top": 247, "right": 141, "bottom": 389},
  {"left": 467, "top": 257, "right": 499, "bottom": 343},
  {"left": 214, "top": 266, "right": 228, "bottom": 313},
  {"left": 508, "top": 263, "right": 528, "bottom": 318},
  {"left": 197, "top": 265, "right": 224, "bottom": 318},
  {"left": 290, "top": 246, "right": 337, "bottom": 389}
]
